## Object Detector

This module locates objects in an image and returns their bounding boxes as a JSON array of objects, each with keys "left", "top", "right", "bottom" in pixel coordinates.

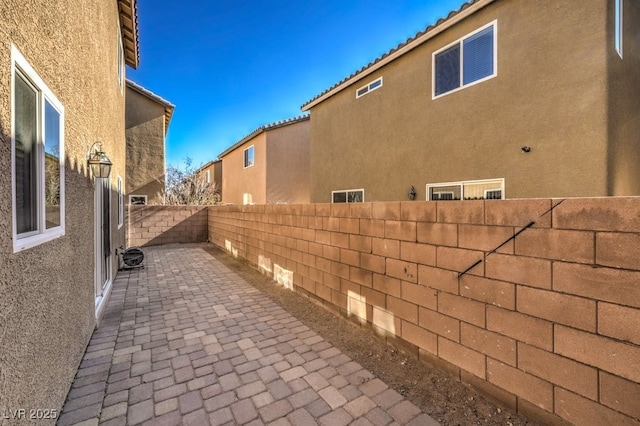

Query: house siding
[
  {"left": 0, "top": 0, "right": 127, "bottom": 417},
  {"left": 126, "top": 86, "right": 167, "bottom": 205},
  {"left": 309, "top": 0, "right": 613, "bottom": 202},
  {"left": 222, "top": 133, "right": 268, "bottom": 205},
  {"left": 266, "top": 119, "right": 310, "bottom": 204}
]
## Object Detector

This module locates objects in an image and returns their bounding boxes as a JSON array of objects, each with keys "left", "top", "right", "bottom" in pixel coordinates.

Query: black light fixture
[
  {"left": 521, "top": 146, "right": 531, "bottom": 153},
  {"left": 87, "top": 142, "right": 112, "bottom": 178},
  {"left": 408, "top": 185, "right": 417, "bottom": 200}
]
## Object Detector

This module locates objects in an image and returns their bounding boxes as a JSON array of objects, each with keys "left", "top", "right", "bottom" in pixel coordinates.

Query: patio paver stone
[{"left": 58, "top": 244, "right": 439, "bottom": 425}]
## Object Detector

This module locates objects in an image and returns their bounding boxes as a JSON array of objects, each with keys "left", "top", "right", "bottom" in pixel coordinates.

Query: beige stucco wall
[
  {"left": 221, "top": 133, "right": 267, "bottom": 205},
  {"left": 607, "top": 0, "right": 640, "bottom": 195},
  {"left": 309, "top": 0, "right": 613, "bottom": 202},
  {"left": 266, "top": 120, "right": 311, "bottom": 204},
  {"left": 126, "top": 87, "right": 166, "bottom": 204},
  {"left": 196, "top": 160, "right": 222, "bottom": 197},
  {"left": 0, "top": 0, "right": 126, "bottom": 419}
]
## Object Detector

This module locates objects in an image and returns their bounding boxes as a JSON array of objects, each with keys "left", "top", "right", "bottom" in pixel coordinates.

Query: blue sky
[{"left": 127, "top": 0, "right": 464, "bottom": 169}]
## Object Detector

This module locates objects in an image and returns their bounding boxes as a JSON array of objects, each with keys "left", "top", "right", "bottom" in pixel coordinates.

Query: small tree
[{"left": 157, "top": 158, "right": 221, "bottom": 205}]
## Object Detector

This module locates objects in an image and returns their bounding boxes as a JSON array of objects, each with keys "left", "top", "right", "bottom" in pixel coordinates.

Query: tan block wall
[
  {"left": 128, "top": 205, "right": 208, "bottom": 247},
  {"left": 0, "top": 0, "right": 127, "bottom": 417},
  {"left": 208, "top": 198, "right": 640, "bottom": 424}
]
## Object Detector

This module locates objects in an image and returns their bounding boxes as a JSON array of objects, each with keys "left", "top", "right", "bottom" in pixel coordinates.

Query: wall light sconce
[
  {"left": 87, "top": 142, "right": 112, "bottom": 178},
  {"left": 408, "top": 185, "right": 417, "bottom": 200},
  {"left": 521, "top": 146, "right": 531, "bottom": 153}
]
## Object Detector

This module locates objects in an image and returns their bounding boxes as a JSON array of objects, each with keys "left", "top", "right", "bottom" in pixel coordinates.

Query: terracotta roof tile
[
  {"left": 301, "top": 0, "right": 489, "bottom": 110},
  {"left": 218, "top": 115, "right": 310, "bottom": 158}
]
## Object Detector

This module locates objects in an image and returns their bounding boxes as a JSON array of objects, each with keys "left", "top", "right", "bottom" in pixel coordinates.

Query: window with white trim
[
  {"left": 118, "top": 26, "right": 125, "bottom": 89},
  {"left": 615, "top": 0, "right": 623, "bottom": 57},
  {"left": 205, "top": 170, "right": 211, "bottom": 183},
  {"left": 332, "top": 189, "right": 364, "bottom": 203},
  {"left": 244, "top": 145, "right": 254, "bottom": 168},
  {"left": 426, "top": 179, "right": 504, "bottom": 201},
  {"left": 356, "top": 77, "right": 383, "bottom": 98},
  {"left": 12, "top": 45, "right": 65, "bottom": 252},
  {"left": 117, "top": 176, "right": 123, "bottom": 228},
  {"left": 433, "top": 21, "right": 497, "bottom": 98},
  {"left": 129, "top": 195, "right": 147, "bottom": 205}
]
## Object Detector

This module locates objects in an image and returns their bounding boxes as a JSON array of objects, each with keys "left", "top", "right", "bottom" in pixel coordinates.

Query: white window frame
[
  {"left": 129, "top": 195, "right": 147, "bottom": 205},
  {"left": 205, "top": 170, "right": 211, "bottom": 183},
  {"left": 356, "top": 77, "right": 383, "bottom": 98},
  {"left": 331, "top": 188, "right": 365, "bottom": 203},
  {"left": 484, "top": 189, "right": 502, "bottom": 200},
  {"left": 117, "top": 176, "right": 124, "bottom": 229},
  {"left": 117, "top": 26, "right": 125, "bottom": 91},
  {"left": 244, "top": 145, "right": 255, "bottom": 168},
  {"left": 426, "top": 178, "right": 505, "bottom": 201},
  {"left": 615, "top": 0, "right": 623, "bottom": 58},
  {"left": 11, "top": 45, "right": 66, "bottom": 253},
  {"left": 432, "top": 20, "right": 498, "bottom": 99},
  {"left": 432, "top": 191, "right": 455, "bottom": 201}
]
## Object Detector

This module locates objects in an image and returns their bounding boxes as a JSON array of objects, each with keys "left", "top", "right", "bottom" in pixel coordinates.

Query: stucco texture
[
  {"left": 222, "top": 119, "right": 310, "bottom": 205},
  {"left": 308, "top": 0, "right": 632, "bottom": 202},
  {"left": 125, "top": 86, "right": 166, "bottom": 204},
  {"left": 0, "top": 0, "right": 127, "bottom": 420}
]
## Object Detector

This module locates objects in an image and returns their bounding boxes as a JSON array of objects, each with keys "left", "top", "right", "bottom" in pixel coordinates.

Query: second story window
[
  {"left": 433, "top": 21, "right": 497, "bottom": 98},
  {"left": 244, "top": 145, "right": 254, "bottom": 168},
  {"left": 205, "top": 170, "right": 211, "bottom": 183},
  {"left": 356, "top": 77, "right": 383, "bottom": 98},
  {"left": 118, "top": 27, "right": 125, "bottom": 90},
  {"left": 615, "top": 0, "right": 623, "bottom": 57}
]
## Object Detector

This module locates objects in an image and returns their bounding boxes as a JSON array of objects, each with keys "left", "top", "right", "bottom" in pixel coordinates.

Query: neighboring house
[
  {"left": 195, "top": 158, "right": 223, "bottom": 199},
  {"left": 302, "top": 0, "right": 640, "bottom": 202},
  {"left": 0, "top": 0, "right": 139, "bottom": 416},
  {"left": 219, "top": 115, "right": 310, "bottom": 205},
  {"left": 125, "top": 79, "right": 175, "bottom": 205}
]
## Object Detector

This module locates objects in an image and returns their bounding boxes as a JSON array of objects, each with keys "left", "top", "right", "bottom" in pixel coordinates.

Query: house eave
[
  {"left": 118, "top": 0, "right": 140, "bottom": 68},
  {"left": 301, "top": 0, "right": 496, "bottom": 111},
  {"left": 218, "top": 115, "right": 310, "bottom": 159},
  {"left": 126, "top": 79, "right": 175, "bottom": 133}
]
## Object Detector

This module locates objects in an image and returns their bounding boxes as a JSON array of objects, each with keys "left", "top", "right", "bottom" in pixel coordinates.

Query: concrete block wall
[
  {"left": 128, "top": 205, "right": 208, "bottom": 247},
  {"left": 208, "top": 198, "right": 640, "bottom": 425}
]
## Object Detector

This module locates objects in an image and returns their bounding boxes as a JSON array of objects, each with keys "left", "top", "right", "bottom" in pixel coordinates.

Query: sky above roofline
[{"left": 127, "top": 0, "right": 465, "bottom": 169}]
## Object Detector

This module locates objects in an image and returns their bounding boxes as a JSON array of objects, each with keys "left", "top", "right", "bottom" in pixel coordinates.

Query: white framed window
[
  {"left": 205, "top": 170, "right": 211, "bottom": 184},
  {"left": 332, "top": 189, "right": 365, "bottom": 203},
  {"left": 426, "top": 178, "right": 504, "bottom": 201},
  {"left": 11, "top": 45, "right": 65, "bottom": 253},
  {"left": 356, "top": 77, "right": 383, "bottom": 98},
  {"left": 117, "top": 176, "right": 123, "bottom": 229},
  {"left": 433, "top": 21, "right": 497, "bottom": 99},
  {"left": 244, "top": 145, "right": 254, "bottom": 168},
  {"left": 615, "top": 0, "right": 623, "bottom": 58},
  {"left": 117, "top": 26, "right": 125, "bottom": 90},
  {"left": 129, "top": 195, "right": 147, "bottom": 205}
]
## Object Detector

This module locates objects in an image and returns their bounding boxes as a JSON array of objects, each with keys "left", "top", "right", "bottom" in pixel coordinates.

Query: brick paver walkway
[{"left": 58, "top": 244, "right": 439, "bottom": 426}]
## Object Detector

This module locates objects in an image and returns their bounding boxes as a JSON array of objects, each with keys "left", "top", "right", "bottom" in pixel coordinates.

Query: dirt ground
[{"left": 204, "top": 244, "right": 538, "bottom": 426}]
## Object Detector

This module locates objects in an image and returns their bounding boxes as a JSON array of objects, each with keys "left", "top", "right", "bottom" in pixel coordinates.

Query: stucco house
[
  {"left": 125, "top": 79, "right": 175, "bottom": 205},
  {"left": 219, "top": 115, "right": 310, "bottom": 205},
  {"left": 302, "top": 0, "right": 640, "bottom": 202},
  {"left": 0, "top": 0, "right": 139, "bottom": 417},
  {"left": 195, "top": 158, "right": 223, "bottom": 199}
]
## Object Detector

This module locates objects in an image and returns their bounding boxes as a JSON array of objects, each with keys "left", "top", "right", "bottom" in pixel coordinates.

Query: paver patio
[{"left": 58, "top": 244, "right": 440, "bottom": 426}]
